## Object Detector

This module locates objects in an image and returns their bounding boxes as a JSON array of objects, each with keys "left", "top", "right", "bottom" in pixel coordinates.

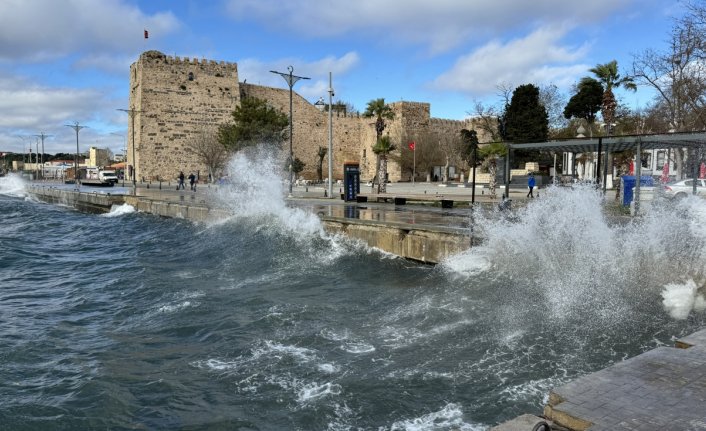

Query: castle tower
[{"left": 128, "top": 50, "right": 240, "bottom": 181}]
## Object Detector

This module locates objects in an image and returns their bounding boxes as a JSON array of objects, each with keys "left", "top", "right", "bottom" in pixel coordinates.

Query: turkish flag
[
  {"left": 408, "top": 141, "right": 415, "bottom": 151},
  {"left": 144, "top": 29, "right": 149, "bottom": 39}
]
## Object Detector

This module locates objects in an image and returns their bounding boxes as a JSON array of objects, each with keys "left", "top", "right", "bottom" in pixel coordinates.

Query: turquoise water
[{"left": 1, "top": 171, "right": 705, "bottom": 430}]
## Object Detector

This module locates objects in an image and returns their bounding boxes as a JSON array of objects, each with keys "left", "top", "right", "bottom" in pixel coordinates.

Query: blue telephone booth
[{"left": 343, "top": 163, "right": 360, "bottom": 201}]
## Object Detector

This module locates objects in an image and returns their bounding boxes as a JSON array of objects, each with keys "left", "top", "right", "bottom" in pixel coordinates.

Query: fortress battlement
[{"left": 139, "top": 50, "right": 238, "bottom": 72}]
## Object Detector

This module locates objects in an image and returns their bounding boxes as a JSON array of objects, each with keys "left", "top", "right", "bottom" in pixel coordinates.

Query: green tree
[
  {"left": 372, "top": 135, "right": 396, "bottom": 193},
  {"left": 316, "top": 146, "right": 327, "bottom": 182},
  {"left": 459, "top": 129, "right": 480, "bottom": 178},
  {"left": 563, "top": 77, "right": 604, "bottom": 133},
  {"left": 589, "top": 60, "right": 637, "bottom": 135},
  {"left": 501, "top": 84, "right": 549, "bottom": 143},
  {"left": 292, "top": 157, "right": 305, "bottom": 177},
  {"left": 217, "top": 96, "right": 289, "bottom": 151},
  {"left": 478, "top": 142, "right": 508, "bottom": 199},
  {"left": 501, "top": 84, "right": 549, "bottom": 170},
  {"left": 363, "top": 98, "right": 395, "bottom": 190}
]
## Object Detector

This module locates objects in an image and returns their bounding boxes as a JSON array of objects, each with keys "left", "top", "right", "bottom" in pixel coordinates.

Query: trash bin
[
  {"left": 621, "top": 175, "right": 654, "bottom": 206},
  {"left": 343, "top": 162, "right": 360, "bottom": 202}
]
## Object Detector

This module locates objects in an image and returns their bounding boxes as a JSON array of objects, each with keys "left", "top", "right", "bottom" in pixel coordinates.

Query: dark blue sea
[{"left": 1, "top": 168, "right": 705, "bottom": 430}]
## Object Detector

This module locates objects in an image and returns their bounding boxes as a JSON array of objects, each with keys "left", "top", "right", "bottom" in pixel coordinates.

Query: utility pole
[
  {"left": 328, "top": 72, "right": 334, "bottom": 199},
  {"left": 65, "top": 122, "right": 87, "bottom": 191},
  {"left": 33, "top": 132, "right": 52, "bottom": 179},
  {"left": 117, "top": 108, "right": 142, "bottom": 194},
  {"left": 270, "top": 66, "right": 310, "bottom": 196}
]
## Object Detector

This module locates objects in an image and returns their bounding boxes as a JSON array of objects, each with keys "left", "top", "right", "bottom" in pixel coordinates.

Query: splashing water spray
[{"left": 443, "top": 184, "right": 706, "bottom": 320}]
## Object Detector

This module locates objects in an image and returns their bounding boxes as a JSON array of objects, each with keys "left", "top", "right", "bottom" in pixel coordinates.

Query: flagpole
[{"left": 413, "top": 143, "right": 415, "bottom": 185}]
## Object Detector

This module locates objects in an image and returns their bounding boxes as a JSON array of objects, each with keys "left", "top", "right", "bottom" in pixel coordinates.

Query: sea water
[{"left": 1, "top": 154, "right": 705, "bottom": 430}]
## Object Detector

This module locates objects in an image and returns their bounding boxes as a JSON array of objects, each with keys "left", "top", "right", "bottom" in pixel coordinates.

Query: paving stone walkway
[{"left": 544, "top": 329, "right": 706, "bottom": 430}]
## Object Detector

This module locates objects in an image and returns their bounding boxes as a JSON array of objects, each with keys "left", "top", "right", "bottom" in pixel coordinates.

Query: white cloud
[
  {"left": 0, "top": 0, "right": 180, "bottom": 63},
  {"left": 0, "top": 73, "right": 125, "bottom": 153},
  {"left": 432, "top": 26, "right": 591, "bottom": 96},
  {"left": 238, "top": 52, "right": 360, "bottom": 100},
  {"left": 224, "top": 0, "right": 633, "bottom": 54}
]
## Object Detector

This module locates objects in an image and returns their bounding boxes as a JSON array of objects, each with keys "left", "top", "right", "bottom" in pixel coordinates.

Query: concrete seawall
[{"left": 27, "top": 185, "right": 472, "bottom": 264}]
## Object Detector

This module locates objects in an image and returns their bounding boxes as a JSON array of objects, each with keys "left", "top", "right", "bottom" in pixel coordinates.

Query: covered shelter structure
[{"left": 505, "top": 131, "right": 706, "bottom": 211}]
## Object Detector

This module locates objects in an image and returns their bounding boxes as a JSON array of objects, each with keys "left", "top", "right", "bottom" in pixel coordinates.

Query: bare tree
[
  {"left": 188, "top": 127, "right": 229, "bottom": 183},
  {"left": 632, "top": 6, "right": 706, "bottom": 177},
  {"left": 469, "top": 100, "right": 503, "bottom": 142},
  {"left": 539, "top": 83, "right": 569, "bottom": 134}
]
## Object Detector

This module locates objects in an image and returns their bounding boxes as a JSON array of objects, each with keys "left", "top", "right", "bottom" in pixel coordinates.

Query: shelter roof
[{"left": 508, "top": 131, "right": 706, "bottom": 153}]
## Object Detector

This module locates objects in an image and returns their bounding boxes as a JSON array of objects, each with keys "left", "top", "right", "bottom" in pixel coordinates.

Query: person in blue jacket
[{"left": 527, "top": 172, "right": 536, "bottom": 198}]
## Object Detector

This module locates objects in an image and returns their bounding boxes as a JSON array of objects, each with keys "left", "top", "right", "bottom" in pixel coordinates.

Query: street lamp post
[
  {"left": 117, "top": 108, "right": 142, "bottom": 194},
  {"left": 65, "top": 122, "right": 87, "bottom": 190},
  {"left": 270, "top": 66, "right": 310, "bottom": 196},
  {"left": 327, "top": 72, "right": 334, "bottom": 199}
]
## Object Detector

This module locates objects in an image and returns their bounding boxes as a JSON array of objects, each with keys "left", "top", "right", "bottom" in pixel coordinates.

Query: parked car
[{"left": 662, "top": 179, "right": 706, "bottom": 199}]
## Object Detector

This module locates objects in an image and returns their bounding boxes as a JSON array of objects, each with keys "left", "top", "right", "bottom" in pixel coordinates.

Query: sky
[{"left": 0, "top": 0, "right": 688, "bottom": 156}]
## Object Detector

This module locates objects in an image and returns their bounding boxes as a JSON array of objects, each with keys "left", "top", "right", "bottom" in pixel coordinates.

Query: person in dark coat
[
  {"left": 188, "top": 172, "right": 196, "bottom": 191},
  {"left": 178, "top": 171, "right": 185, "bottom": 190}
]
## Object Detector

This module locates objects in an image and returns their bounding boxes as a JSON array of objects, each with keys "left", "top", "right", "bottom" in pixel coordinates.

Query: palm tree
[
  {"left": 589, "top": 60, "right": 637, "bottom": 135},
  {"left": 316, "top": 146, "right": 327, "bottom": 182},
  {"left": 372, "top": 136, "right": 396, "bottom": 193},
  {"left": 363, "top": 98, "right": 395, "bottom": 190},
  {"left": 478, "top": 142, "right": 507, "bottom": 199}
]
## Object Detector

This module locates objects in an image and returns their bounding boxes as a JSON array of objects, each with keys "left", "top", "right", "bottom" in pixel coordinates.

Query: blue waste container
[{"left": 621, "top": 175, "right": 654, "bottom": 206}]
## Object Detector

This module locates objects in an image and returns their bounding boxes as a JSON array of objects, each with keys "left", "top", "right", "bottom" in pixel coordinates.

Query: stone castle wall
[
  {"left": 129, "top": 51, "right": 240, "bottom": 181},
  {"left": 129, "top": 51, "right": 490, "bottom": 183}
]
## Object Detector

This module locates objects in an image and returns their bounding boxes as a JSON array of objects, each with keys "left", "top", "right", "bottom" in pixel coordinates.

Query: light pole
[
  {"left": 110, "top": 132, "right": 126, "bottom": 186},
  {"left": 269, "top": 66, "right": 310, "bottom": 196},
  {"left": 327, "top": 72, "right": 334, "bottom": 199},
  {"left": 65, "top": 122, "right": 87, "bottom": 190},
  {"left": 117, "top": 108, "right": 142, "bottom": 194},
  {"left": 33, "top": 132, "right": 52, "bottom": 180}
]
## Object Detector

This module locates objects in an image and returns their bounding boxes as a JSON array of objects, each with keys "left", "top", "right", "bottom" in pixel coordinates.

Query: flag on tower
[
  {"left": 144, "top": 29, "right": 149, "bottom": 39},
  {"left": 408, "top": 141, "right": 415, "bottom": 151}
]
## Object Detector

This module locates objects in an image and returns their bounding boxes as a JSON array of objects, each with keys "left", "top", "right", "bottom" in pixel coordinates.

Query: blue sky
[{"left": 0, "top": 0, "right": 686, "bottom": 155}]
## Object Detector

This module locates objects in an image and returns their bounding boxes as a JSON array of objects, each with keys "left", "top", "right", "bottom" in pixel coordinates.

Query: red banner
[
  {"left": 144, "top": 29, "right": 149, "bottom": 39},
  {"left": 408, "top": 141, "right": 415, "bottom": 151}
]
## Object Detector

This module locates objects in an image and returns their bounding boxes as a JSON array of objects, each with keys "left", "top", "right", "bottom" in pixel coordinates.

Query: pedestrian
[
  {"left": 178, "top": 171, "right": 185, "bottom": 190},
  {"left": 188, "top": 172, "right": 196, "bottom": 191},
  {"left": 527, "top": 172, "right": 536, "bottom": 198}
]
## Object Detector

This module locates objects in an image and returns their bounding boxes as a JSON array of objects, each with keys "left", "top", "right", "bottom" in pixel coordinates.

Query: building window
[
  {"left": 641, "top": 152, "right": 651, "bottom": 169},
  {"left": 188, "top": 72, "right": 194, "bottom": 81},
  {"left": 363, "top": 149, "right": 366, "bottom": 158},
  {"left": 656, "top": 150, "right": 665, "bottom": 169}
]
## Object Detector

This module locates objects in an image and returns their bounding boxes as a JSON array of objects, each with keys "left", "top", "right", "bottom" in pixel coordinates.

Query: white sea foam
[
  {"left": 388, "top": 403, "right": 485, "bottom": 431},
  {"left": 317, "top": 363, "right": 340, "bottom": 373},
  {"left": 157, "top": 300, "right": 196, "bottom": 313},
  {"left": 101, "top": 203, "right": 136, "bottom": 217},
  {"left": 0, "top": 173, "right": 27, "bottom": 197},
  {"left": 662, "top": 279, "right": 706, "bottom": 319},
  {"left": 340, "top": 341, "right": 375, "bottom": 354},
  {"left": 296, "top": 381, "right": 342, "bottom": 403},
  {"left": 252, "top": 340, "right": 317, "bottom": 363}
]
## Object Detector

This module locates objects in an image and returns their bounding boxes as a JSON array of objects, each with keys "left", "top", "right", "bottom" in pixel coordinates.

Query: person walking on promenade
[
  {"left": 178, "top": 171, "right": 185, "bottom": 190},
  {"left": 188, "top": 172, "right": 196, "bottom": 191},
  {"left": 527, "top": 172, "right": 536, "bottom": 198}
]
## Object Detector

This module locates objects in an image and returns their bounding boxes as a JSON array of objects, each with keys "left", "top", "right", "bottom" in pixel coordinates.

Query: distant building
[{"left": 88, "top": 147, "right": 111, "bottom": 168}]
